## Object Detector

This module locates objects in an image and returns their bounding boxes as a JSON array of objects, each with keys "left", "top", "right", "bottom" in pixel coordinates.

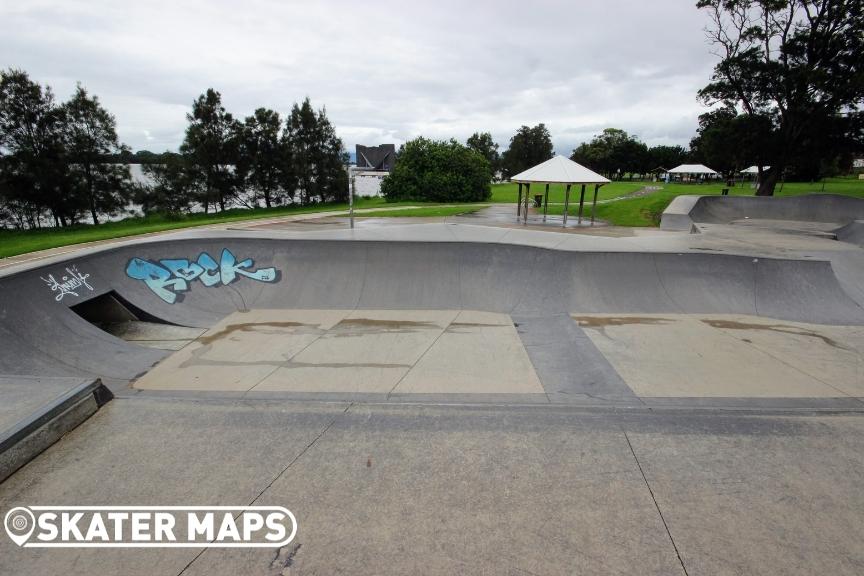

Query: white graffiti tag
[{"left": 41, "top": 266, "right": 94, "bottom": 301}]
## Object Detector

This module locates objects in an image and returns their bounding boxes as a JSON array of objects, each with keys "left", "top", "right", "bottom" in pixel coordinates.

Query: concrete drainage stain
[
  {"left": 197, "top": 321, "right": 318, "bottom": 345},
  {"left": 572, "top": 316, "right": 674, "bottom": 328},
  {"left": 701, "top": 318, "right": 850, "bottom": 350}
]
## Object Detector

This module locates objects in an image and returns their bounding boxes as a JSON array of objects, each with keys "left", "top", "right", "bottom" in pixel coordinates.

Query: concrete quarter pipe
[{"left": 1, "top": 236, "right": 862, "bottom": 386}]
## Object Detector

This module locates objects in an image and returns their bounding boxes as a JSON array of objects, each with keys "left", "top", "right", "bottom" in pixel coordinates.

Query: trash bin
[{"left": 534, "top": 195, "right": 543, "bottom": 208}]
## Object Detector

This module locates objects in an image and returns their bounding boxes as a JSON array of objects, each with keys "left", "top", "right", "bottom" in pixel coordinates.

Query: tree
[
  {"left": 380, "top": 137, "right": 491, "bottom": 202},
  {"left": 63, "top": 84, "right": 133, "bottom": 224},
  {"left": 466, "top": 132, "right": 501, "bottom": 177},
  {"left": 180, "top": 89, "right": 243, "bottom": 212},
  {"left": 570, "top": 128, "right": 649, "bottom": 179},
  {"left": 282, "top": 98, "right": 347, "bottom": 204},
  {"left": 647, "top": 145, "right": 690, "bottom": 171},
  {"left": 697, "top": 0, "right": 864, "bottom": 195},
  {"left": 138, "top": 153, "right": 199, "bottom": 215},
  {"left": 241, "top": 108, "right": 288, "bottom": 208},
  {"left": 501, "top": 124, "right": 553, "bottom": 177},
  {"left": 688, "top": 106, "right": 774, "bottom": 175},
  {"left": 0, "top": 69, "right": 70, "bottom": 227}
]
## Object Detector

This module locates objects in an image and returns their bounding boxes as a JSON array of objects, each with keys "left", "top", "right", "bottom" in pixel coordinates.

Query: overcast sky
[{"left": 0, "top": 0, "right": 719, "bottom": 155}]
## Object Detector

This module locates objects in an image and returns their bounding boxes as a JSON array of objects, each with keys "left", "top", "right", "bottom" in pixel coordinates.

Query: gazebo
[
  {"left": 668, "top": 164, "right": 719, "bottom": 182},
  {"left": 740, "top": 165, "right": 770, "bottom": 174},
  {"left": 510, "top": 155, "right": 611, "bottom": 227},
  {"left": 739, "top": 165, "right": 770, "bottom": 187}
]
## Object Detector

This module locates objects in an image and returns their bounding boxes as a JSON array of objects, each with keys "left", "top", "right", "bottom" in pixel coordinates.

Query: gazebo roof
[
  {"left": 668, "top": 164, "right": 718, "bottom": 175},
  {"left": 740, "top": 165, "right": 770, "bottom": 174},
  {"left": 510, "top": 155, "right": 610, "bottom": 184}
]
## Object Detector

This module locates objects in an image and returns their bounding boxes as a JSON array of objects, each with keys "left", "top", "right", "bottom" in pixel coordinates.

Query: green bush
[{"left": 381, "top": 137, "right": 491, "bottom": 202}]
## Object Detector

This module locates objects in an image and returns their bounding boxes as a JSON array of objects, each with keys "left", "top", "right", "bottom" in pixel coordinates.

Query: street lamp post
[
  {"left": 345, "top": 159, "right": 355, "bottom": 229},
  {"left": 349, "top": 170, "right": 355, "bottom": 229}
]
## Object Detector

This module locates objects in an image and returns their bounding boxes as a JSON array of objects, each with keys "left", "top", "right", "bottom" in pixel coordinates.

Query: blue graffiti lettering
[{"left": 125, "top": 248, "right": 279, "bottom": 304}]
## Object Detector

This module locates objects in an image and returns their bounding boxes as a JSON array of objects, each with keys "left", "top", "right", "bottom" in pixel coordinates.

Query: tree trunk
[{"left": 756, "top": 169, "right": 780, "bottom": 196}]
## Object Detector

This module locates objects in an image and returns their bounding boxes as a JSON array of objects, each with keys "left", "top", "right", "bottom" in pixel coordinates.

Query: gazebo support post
[
  {"left": 523, "top": 183, "right": 530, "bottom": 225},
  {"left": 591, "top": 184, "right": 600, "bottom": 225},
  {"left": 577, "top": 184, "right": 586, "bottom": 224},
  {"left": 563, "top": 184, "right": 571, "bottom": 227},
  {"left": 516, "top": 183, "right": 523, "bottom": 218},
  {"left": 543, "top": 183, "right": 549, "bottom": 222}
]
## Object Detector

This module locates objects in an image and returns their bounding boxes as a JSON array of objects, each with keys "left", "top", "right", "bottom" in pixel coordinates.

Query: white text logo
[{"left": 4, "top": 506, "right": 297, "bottom": 548}]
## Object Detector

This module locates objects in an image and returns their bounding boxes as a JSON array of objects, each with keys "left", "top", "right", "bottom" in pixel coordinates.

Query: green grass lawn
[
  {"left": 544, "top": 177, "right": 864, "bottom": 227},
  {"left": 489, "top": 181, "right": 646, "bottom": 204}
]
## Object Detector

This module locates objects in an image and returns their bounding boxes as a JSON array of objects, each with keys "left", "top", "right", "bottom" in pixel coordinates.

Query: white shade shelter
[
  {"left": 510, "top": 155, "right": 611, "bottom": 227},
  {"left": 740, "top": 165, "right": 770, "bottom": 174},
  {"left": 668, "top": 164, "right": 719, "bottom": 175}
]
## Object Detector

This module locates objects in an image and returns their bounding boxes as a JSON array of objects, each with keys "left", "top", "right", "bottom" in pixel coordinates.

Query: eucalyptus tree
[
  {"left": 697, "top": 0, "right": 863, "bottom": 194},
  {"left": 0, "top": 68, "right": 69, "bottom": 226},
  {"left": 282, "top": 98, "right": 347, "bottom": 205},
  {"left": 501, "top": 124, "right": 553, "bottom": 178},
  {"left": 63, "top": 84, "right": 132, "bottom": 224},
  {"left": 466, "top": 132, "right": 501, "bottom": 176},
  {"left": 180, "top": 89, "right": 244, "bottom": 212},
  {"left": 241, "top": 107, "right": 286, "bottom": 208}
]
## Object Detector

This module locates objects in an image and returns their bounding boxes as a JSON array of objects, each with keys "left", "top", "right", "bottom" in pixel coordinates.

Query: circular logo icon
[{"left": 4, "top": 507, "right": 35, "bottom": 546}]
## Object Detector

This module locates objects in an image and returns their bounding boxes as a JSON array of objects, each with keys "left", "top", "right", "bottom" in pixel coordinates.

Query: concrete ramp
[
  {"left": 836, "top": 220, "right": 864, "bottom": 247},
  {"left": 1, "top": 238, "right": 862, "bottom": 387},
  {"left": 661, "top": 194, "right": 864, "bottom": 234}
]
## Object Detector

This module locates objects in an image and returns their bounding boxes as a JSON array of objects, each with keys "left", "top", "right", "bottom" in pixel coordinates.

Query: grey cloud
[{"left": 0, "top": 0, "right": 719, "bottom": 153}]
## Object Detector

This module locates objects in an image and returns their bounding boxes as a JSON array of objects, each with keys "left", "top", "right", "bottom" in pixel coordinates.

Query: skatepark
[{"left": 1, "top": 192, "right": 864, "bottom": 574}]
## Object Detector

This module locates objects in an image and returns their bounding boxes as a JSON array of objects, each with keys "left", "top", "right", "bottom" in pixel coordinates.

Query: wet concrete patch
[
  {"left": 573, "top": 316, "right": 675, "bottom": 328},
  {"left": 700, "top": 318, "right": 849, "bottom": 350},
  {"left": 197, "top": 321, "right": 319, "bottom": 345}
]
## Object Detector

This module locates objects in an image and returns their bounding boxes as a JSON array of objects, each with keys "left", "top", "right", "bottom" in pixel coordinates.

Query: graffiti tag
[
  {"left": 41, "top": 266, "right": 94, "bottom": 302},
  {"left": 126, "top": 248, "right": 279, "bottom": 304}
]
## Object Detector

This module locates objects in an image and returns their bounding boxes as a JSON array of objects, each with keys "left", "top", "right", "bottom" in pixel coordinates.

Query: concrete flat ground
[
  {"left": 575, "top": 314, "right": 864, "bottom": 399},
  {"left": 134, "top": 309, "right": 543, "bottom": 395},
  {"left": 133, "top": 309, "right": 863, "bottom": 404},
  {"left": 2, "top": 397, "right": 864, "bottom": 575}
]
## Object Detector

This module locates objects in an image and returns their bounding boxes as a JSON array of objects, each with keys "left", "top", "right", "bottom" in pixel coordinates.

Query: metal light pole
[
  {"left": 349, "top": 170, "right": 355, "bottom": 229},
  {"left": 345, "top": 159, "right": 355, "bottom": 229}
]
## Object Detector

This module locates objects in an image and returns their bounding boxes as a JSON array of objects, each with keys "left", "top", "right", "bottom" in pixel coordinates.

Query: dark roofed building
[{"left": 356, "top": 144, "right": 396, "bottom": 171}]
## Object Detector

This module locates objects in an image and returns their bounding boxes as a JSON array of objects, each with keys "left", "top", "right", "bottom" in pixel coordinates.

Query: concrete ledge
[{"left": 0, "top": 378, "right": 112, "bottom": 483}]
